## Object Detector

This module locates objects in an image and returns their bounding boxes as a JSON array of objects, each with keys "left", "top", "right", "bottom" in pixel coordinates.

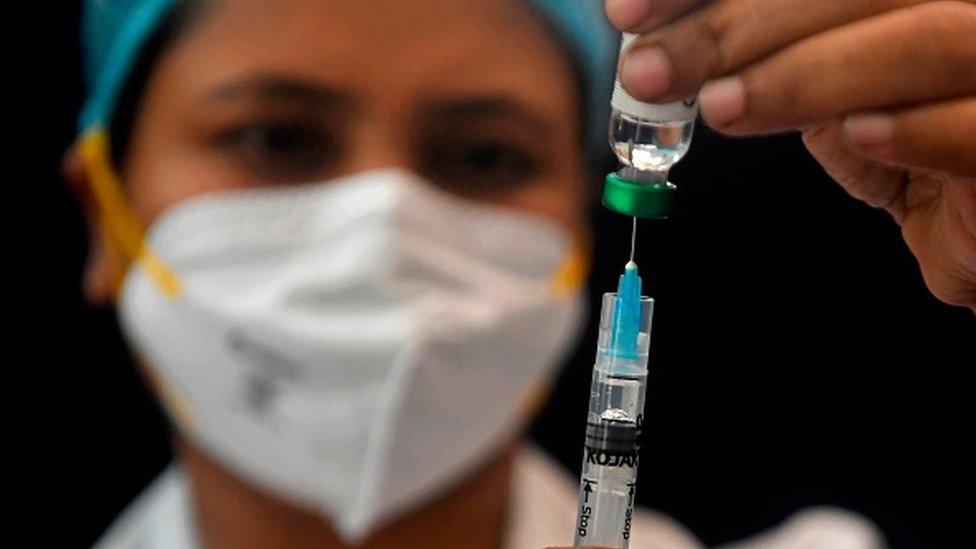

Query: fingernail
[
  {"left": 606, "top": 0, "right": 653, "bottom": 30},
  {"left": 844, "top": 114, "right": 894, "bottom": 146},
  {"left": 700, "top": 76, "right": 746, "bottom": 128},
  {"left": 621, "top": 46, "right": 672, "bottom": 99}
]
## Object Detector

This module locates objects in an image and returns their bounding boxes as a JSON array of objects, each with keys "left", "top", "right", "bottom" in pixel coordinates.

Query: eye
[
  {"left": 423, "top": 137, "right": 543, "bottom": 191},
  {"left": 217, "top": 121, "right": 340, "bottom": 183}
]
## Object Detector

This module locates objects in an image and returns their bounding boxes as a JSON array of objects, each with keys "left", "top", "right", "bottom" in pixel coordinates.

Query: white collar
[{"left": 92, "top": 445, "right": 703, "bottom": 549}]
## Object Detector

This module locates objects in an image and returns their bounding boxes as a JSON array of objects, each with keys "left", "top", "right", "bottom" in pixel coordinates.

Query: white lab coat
[{"left": 92, "top": 446, "right": 883, "bottom": 549}]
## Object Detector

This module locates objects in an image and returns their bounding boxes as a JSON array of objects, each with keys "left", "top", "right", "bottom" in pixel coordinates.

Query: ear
[{"left": 62, "top": 144, "right": 116, "bottom": 306}]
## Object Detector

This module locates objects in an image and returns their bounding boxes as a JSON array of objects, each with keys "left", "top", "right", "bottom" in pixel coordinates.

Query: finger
[
  {"left": 802, "top": 122, "right": 908, "bottom": 221},
  {"left": 606, "top": 0, "right": 708, "bottom": 32},
  {"left": 843, "top": 98, "right": 976, "bottom": 178},
  {"left": 697, "top": 2, "right": 976, "bottom": 135},
  {"left": 900, "top": 176, "right": 976, "bottom": 308},
  {"left": 617, "top": 0, "right": 933, "bottom": 103}
]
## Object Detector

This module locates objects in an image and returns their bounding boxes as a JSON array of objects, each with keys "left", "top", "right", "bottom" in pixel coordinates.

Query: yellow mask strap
[
  {"left": 79, "top": 130, "right": 182, "bottom": 299},
  {"left": 518, "top": 381, "right": 554, "bottom": 419},
  {"left": 550, "top": 233, "right": 591, "bottom": 297}
]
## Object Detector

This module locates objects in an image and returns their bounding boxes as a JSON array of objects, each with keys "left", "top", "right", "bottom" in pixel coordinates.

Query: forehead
[{"left": 163, "top": 0, "right": 576, "bottom": 113}]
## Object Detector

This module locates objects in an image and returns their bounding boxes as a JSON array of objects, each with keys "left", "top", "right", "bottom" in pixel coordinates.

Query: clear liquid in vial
[{"left": 610, "top": 109, "right": 695, "bottom": 175}]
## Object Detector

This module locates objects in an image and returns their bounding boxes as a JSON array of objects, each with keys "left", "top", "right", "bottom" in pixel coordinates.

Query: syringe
[
  {"left": 572, "top": 25, "right": 695, "bottom": 547},
  {"left": 573, "top": 254, "right": 653, "bottom": 548}
]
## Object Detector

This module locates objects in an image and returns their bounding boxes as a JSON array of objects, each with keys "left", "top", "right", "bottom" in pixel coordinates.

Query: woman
[{"left": 65, "top": 0, "right": 703, "bottom": 547}]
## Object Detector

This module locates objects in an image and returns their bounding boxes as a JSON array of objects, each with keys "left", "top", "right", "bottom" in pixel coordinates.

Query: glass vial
[{"left": 609, "top": 33, "right": 697, "bottom": 185}]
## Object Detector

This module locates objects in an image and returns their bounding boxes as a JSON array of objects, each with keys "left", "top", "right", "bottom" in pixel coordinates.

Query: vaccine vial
[{"left": 604, "top": 33, "right": 698, "bottom": 218}]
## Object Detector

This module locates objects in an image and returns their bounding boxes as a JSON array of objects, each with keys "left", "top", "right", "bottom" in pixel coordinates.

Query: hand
[{"left": 607, "top": 0, "right": 976, "bottom": 309}]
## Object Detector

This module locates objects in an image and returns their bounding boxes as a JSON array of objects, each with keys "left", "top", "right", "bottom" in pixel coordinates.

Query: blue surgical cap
[{"left": 79, "top": 0, "right": 617, "bottom": 155}]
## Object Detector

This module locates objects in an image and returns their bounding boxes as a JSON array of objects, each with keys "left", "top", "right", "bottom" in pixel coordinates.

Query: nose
[{"left": 339, "top": 118, "right": 415, "bottom": 177}]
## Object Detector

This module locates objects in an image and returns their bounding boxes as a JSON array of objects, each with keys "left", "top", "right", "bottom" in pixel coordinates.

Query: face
[
  {"left": 67, "top": 2, "right": 589, "bottom": 524},
  {"left": 100, "top": 0, "right": 586, "bottom": 282}
]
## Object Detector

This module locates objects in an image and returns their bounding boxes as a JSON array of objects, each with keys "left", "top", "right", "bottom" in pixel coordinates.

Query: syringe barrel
[{"left": 574, "top": 293, "right": 654, "bottom": 548}]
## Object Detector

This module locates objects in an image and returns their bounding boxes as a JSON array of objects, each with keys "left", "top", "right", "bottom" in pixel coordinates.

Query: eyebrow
[
  {"left": 209, "top": 76, "right": 353, "bottom": 108},
  {"left": 208, "top": 78, "right": 554, "bottom": 135},
  {"left": 424, "top": 97, "right": 555, "bottom": 136}
]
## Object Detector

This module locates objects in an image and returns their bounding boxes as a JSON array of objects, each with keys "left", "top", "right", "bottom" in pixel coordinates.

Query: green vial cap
[{"left": 603, "top": 172, "right": 677, "bottom": 219}]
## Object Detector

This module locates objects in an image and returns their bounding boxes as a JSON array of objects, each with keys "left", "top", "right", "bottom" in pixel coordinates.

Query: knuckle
[
  {"left": 702, "top": 15, "right": 734, "bottom": 75},
  {"left": 701, "top": 2, "right": 748, "bottom": 75}
]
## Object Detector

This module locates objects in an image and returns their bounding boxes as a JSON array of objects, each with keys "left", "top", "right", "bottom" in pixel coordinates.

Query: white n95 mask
[{"left": 116, "top": 169, "right": 585, "bottom": 541}]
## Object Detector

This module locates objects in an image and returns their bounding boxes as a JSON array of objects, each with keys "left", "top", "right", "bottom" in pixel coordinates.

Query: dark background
[{"left": 47, "top": 2, "right": 972, "bottom": 548}]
